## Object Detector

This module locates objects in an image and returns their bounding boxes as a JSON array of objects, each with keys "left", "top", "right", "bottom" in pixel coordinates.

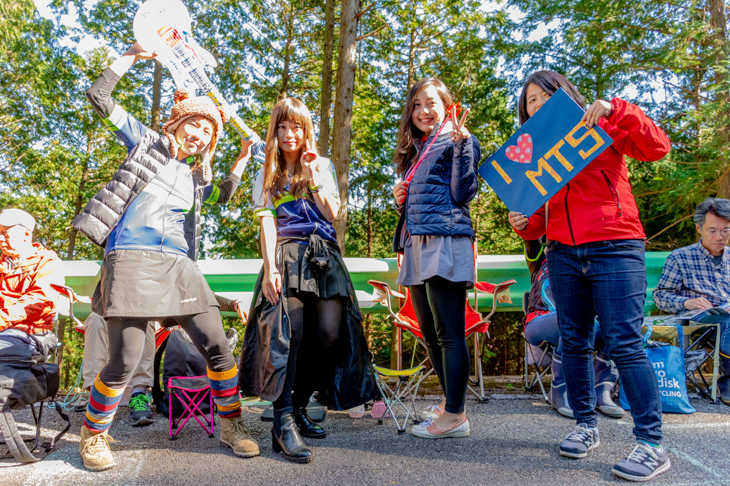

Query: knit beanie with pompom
[{"left": 162, "top": 89, "right": 229, "bottom": 182}]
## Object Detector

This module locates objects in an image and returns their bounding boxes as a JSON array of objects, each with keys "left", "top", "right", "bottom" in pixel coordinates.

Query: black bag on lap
[{"left": 0, "top": 332, "right": 70, "bottom": 464}]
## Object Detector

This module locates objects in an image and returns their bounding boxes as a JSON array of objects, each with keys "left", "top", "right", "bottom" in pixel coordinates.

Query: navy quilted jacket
[{"left": 393, "top": 127, "right": 481, "bottom": 251}]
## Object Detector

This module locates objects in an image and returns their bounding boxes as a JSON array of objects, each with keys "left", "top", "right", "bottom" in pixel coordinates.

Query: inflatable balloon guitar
[{"left": 133, "top": 0, "right": 265, "bottom": 166}]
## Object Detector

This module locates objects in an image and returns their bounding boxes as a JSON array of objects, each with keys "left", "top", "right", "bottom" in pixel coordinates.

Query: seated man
[
  {"left": 0, "top": 208, "right": 63, "bottom": 351},
  {"left": 525, "top": 258, "right": 624, "bottom": 419},
  {"left": 653, "top": 197, "right": 730, "bottom": 406}
]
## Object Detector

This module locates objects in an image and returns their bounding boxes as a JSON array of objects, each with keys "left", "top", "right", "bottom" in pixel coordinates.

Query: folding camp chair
[
  {"left": 643, "top": 316, "right": 722, "bottom": 403},
  {"left": 368, "top": 243, "right": 516, "bottom": 402},
  {"left": 521, "top": 291, "right": 553, "bottom": 401},
  {"left": 524, "top": 341, "right": 553, "bottom": 401},
  {"left": 372, "top": 364, "right": 426, "bottom": 434},
  {"left": 167, "top": 375, "right": 215, "bottom": 440}
]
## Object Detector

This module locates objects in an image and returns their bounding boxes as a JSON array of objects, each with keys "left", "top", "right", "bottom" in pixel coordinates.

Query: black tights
[
  {"left": 273, "top": 291, "right": 345, "bottom": 411},
  {"left": 409, "top": 277, "right": 470, "bottom": 414},
  {"left": 99, "top": 306, "right": 235, "bottom": 388}
]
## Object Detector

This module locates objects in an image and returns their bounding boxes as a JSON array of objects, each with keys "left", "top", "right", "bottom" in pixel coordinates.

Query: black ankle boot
[
  {"left": 293, "top": 406, "right": 327, "bottom": 439},
  {"left": 272, "top": 411, "right": 313, "bottom": 464}
]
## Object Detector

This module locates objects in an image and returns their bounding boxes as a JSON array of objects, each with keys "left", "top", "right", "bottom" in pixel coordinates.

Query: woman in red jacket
[{"left": 508, "top": 71, "right": 671, "bottom": 482}]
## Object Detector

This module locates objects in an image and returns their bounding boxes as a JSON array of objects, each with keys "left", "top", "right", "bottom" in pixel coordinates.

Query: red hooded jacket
[
  {"left": 0, "top": 243, "right": 61, "bottom": 333},
  {"left": 515, "top": 97, "right": 670, "bottom": 245}
]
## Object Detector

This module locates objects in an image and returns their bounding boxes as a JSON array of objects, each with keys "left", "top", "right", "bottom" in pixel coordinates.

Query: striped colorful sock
[
  {"left": 208, "top": 365, "right": 242, "bottom": 419},
  {"left": 85, "top": 374, "right": 125, "bottom": 433}
]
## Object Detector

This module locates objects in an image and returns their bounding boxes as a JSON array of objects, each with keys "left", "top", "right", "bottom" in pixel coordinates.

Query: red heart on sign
[{"left": 504, "top": 133, "right": 533, "bottom": 164}]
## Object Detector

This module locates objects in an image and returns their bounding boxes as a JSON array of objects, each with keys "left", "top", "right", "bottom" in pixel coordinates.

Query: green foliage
[{"left": 5, "top": 0, "right": 730, "bottom": 382}]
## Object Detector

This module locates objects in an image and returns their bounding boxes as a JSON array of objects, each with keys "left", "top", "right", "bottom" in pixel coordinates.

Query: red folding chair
[{"left": 369, "top": 242, "right": 516, "bottom": 402}]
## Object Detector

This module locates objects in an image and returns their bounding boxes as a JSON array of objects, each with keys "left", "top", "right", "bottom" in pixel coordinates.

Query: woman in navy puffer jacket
[{"left": 392, "top": 77, "right": 481, "bottom": 439}]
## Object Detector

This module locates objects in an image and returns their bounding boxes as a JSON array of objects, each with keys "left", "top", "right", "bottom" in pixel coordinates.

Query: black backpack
[{"left": 0, "top": 332, "right": 70, "bottom": 464}]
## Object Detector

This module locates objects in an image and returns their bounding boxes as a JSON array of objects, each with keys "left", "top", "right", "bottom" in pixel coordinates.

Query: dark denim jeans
[
  {"left": 524, "top": 312, "right": 604, "bottom": 358},
  {"left": 547, "top": 239, "right": 663, "bottom": 443}
]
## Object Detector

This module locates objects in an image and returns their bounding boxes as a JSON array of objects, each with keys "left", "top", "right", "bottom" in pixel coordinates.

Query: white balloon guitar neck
[{"left": 133, "top": 0, "right": 264, "bottom": 166}]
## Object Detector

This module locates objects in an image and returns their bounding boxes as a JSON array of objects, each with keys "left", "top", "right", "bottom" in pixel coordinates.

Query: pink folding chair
[{"left": 167, "top": 375, "right": 215, "bottom": 440}]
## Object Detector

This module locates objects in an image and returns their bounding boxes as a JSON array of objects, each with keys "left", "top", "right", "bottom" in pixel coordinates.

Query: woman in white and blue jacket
[
  {"left": 72, "top": 42, "right": 258, "bottom": 470},
  {"left": 392, "top": 77, "right": 481, "bottom": 439}
]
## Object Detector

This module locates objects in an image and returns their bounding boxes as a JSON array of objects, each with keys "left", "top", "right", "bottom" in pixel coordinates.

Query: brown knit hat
[{"left": 162, "top": 89, "right": 229, "bottom": 182}]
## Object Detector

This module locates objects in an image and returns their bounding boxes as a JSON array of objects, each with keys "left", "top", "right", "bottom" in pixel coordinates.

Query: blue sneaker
[
  {"left": 559, "top": 424, "right": 600, "bottom": 458},
  {"left": 612, "top": 442, "right": 671, "bottom": 481}
]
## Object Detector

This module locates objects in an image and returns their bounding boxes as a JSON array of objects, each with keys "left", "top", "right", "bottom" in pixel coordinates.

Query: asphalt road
[{"left": 1, "top": 393, "right": 729, "bottom": 486}]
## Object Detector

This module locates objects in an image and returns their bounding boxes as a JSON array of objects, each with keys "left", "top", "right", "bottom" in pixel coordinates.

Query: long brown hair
[
  {"left": 518, "top": 70, "right": 585, "bottom": 125},
  {"left": 393, "top": 77, "right": 454, "bottom": 178},
  {"left": 262, "top": 98, "right": 316, "bottom": 204}
]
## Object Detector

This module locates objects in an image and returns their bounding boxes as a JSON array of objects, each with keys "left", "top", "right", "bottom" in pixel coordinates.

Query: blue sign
[{"left": 478, "top": 88, "right": 613, "bottom": 217}]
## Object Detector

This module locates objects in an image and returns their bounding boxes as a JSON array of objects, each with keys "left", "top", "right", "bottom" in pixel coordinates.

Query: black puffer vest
[{"left": 72, "top": 130, "right": 206, "bottom": 260}]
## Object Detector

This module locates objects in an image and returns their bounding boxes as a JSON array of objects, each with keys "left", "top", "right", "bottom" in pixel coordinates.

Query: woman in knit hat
[{"left": 72, "top": 42, "right": 258, "bottom": 471}]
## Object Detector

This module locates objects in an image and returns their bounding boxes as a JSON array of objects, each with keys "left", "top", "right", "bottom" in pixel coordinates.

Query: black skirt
[
  {"left": 92, "top": 249, "right": 218, "bottom": 318},
  {"left": 280, "top": 239, "right": 350, "bottom": 299}
]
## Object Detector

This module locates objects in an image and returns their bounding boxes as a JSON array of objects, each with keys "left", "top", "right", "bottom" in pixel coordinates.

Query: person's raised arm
[
  {"left": 300, "top": 142, "right": 340, "bottom": 221},
  {"left": 202, "top": 139, "right": 257, "bottom": 206},
  {"left": 449, "top": 107, "right": 479, "bottom": 205},
  {"left": 590, "top": 98, "right": 670, "bottom": 162},
  {"left": 86, "top": 41, "right": 156, "bottom": 152}
]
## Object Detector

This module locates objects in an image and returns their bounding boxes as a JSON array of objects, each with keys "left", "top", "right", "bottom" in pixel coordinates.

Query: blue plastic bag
[{"left": 619, "top": 323, "right": 695, "bottom": 414}]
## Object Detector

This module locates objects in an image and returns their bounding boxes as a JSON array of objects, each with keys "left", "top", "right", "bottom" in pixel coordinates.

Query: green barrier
[{"left": 57, "top": 252, "right": 672, "bottom": 320}]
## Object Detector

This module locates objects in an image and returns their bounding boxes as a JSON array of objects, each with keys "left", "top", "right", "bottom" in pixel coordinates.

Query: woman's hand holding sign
[
  {"left": 508, "top": 211, "right": 529, "bottom": 231},
  {"left": 582, "top": 100, "right": 612, "bottom": 129}
]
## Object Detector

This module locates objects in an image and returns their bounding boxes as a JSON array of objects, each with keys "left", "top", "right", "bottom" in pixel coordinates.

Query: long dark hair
[
  {"left": 393, "top": 77, "right": 454, "bottom": 178},
  {"left": 518, "top": 70, "right": 585, "bottom": 125}
]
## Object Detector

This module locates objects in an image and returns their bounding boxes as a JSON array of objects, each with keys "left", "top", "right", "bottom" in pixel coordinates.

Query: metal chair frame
[
  {"left": 167, "top": 376, "right": 215, "bottom": 440},
  {"left": 372, "top": 364, "right": 426, "bottom": 434},
  {"left": 521, "top": 290, "right": 553, "bottom": 402},
  {"left": 524, "top": 339, "right": 554, "bottom": 402}
]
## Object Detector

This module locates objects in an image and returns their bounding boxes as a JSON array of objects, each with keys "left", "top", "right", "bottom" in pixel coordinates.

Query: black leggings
[
  {"left": 409, "top": 277, "right": 469, "bottom": 414},
  {"left": 99, "top": 306, "right": 235, "bottom": 388},
  {"left": 273, "top": 291, "right": 345, "bottom": 411}
]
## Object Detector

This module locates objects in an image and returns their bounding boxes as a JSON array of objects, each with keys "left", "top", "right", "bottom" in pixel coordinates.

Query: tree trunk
[
  {"left": 67, "top": 149, "right": 91, "bottom": 259},
  {"left": 709, "top": 0, "right": 730, "bottom": 196},
  {"left": 318, "top": 0, "right": 336, "bottom": 157},
  {"left": 331, "top": 0, "right": 359, "bottom": 253},
  {"left": 407, "top": 29, "right": 416, "bottom": 89},
  {"left": 280, "top": 12, "right": 295, "bottom": 100},
  {"left": 710, "top": 0, "right": 727, "bottom": 99},
  {"left": 367, "top": 175, "right": 373, "bottom": 258},
  {"left": 151, "top": 60, "right": 163, "bottom": 132}
]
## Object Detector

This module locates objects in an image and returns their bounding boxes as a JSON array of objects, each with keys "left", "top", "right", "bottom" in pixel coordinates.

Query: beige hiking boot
[
  {"left": 79, "top": 426, "right": 115, "bottom": 471},
  {"left": 220, "top": 416, "right": 260, "bottom": 458}
]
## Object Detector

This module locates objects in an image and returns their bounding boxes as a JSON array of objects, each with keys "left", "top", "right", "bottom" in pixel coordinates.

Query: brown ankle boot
[
  {"left": 79, "top": 426, "right": 115, "bottom": 471},
  {"left": 220, "top": 416, "right": 260, "bottom": 458}
]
